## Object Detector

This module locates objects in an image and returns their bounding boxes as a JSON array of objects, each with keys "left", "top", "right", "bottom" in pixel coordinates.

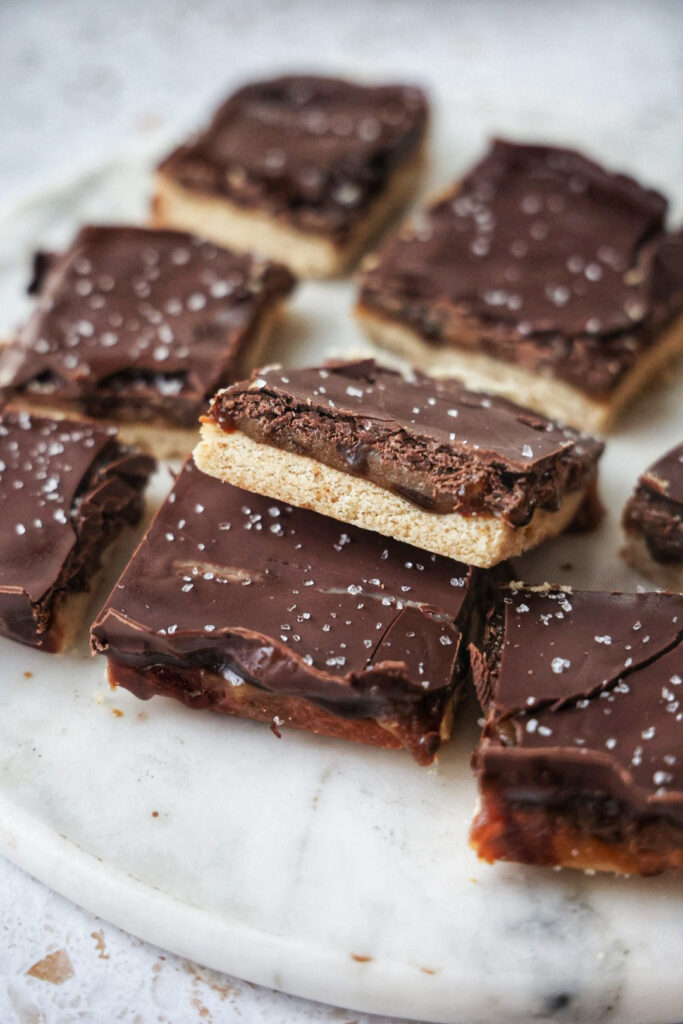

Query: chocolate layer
[
  {"left": 91, "top": 459, "right": 482, "bottom": 763},
  {"left": 0, "top": 226, "right": 294, "bottom": 427},
  {"left": 359, "top": 140, "right": 683, "bottom": 397},
  {"left": 623, "top": 443, "right": 683, "bottom": 563},
  {"left": 0, "top": 410, "right": 154, "bottom": 650},
  {"left": 158, "top": 75, "right": 428, "bottom": 244},
  {"left": 471, "top": 586, "right": 683, "bottom": 854},
  {"left": 208, "top": 360, "right": 603, "bottom": 526}
]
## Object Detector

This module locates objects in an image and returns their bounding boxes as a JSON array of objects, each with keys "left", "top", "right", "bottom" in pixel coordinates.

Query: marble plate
[{"left": 0, "top": 128, "right": 681, "bottom": 1024}]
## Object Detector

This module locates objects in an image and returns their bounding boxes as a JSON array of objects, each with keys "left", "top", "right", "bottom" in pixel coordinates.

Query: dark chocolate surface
[
  {"left": 623, "top": 443, "right": 683, "bottom": 563},
  {"left": 91, "top": 459, "right": 477, "bottom": 752},
  {"left": 473, "top": 586, "right": 683, "bottom": 825},
  {"left": 0, "top": 226, "right": 294, "bottom": 427},
  {"left": 640, "top": 443, "right": 683, "bottom": 506},
  {"left": 209, "top": 360, "right": 603, "bottom": 525},
  {"left": 0, "top": 410, "right": 154, "bottom": 650},
  {"left": 158, "top": 75, "right": 428, "bottom": 243},
  {"left": 359, "top": 140, "right": 683, "bottom": 396}
]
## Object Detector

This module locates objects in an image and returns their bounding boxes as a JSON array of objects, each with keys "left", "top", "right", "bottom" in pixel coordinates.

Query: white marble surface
[
  {"left": 0, "top": 132, "right": 682, "bottom": 1024},
  {"left": 1, "top": 3, "right": 682, "bottom": 1023}
]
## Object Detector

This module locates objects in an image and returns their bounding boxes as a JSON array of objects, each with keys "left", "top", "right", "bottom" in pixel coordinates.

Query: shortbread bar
[
  {"left": 195, "top": 360, "right": 603, "bottom": 569},
  {"left": 91, "top": 459, "right": 482, "bottom": 764},
  {"left": 357, "top": 140, "right": 683, "bottom": 432},
  {"left": 622, "top": 443, "right": 683, "bottom": 590},
  {"left": 0, "top": 410, "right": 154, "bottom": 652},
  {"left": 470, "top": 585, "right": 683, "bottom": 874},
  {"left": 0, "top": 226, "right": 294, "bottom": 457},
  {"left": 152, "top": 75, "right": 428, "bottom": 277}
]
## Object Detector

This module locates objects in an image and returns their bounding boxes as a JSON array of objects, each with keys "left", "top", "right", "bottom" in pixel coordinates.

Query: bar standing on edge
[{"left": 195, "top": 359, "right": 603, "bottom": 568}]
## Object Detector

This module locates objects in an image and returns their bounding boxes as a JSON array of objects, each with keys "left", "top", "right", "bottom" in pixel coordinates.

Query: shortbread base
[
  {"left": 152, "top": 145, "right": 426, "bottom": 278},
  {"left": 621, "top": 533, "right": 683, "bottom": 592},
  {"left": 193, "top": 424, "right": 590, "bottom": 569},
  {"left": 355, "top": 305, "right": 683, "bottom": 434}
]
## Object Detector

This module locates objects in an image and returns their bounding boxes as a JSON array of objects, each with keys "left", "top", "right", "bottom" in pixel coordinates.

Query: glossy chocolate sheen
[
  {"left": 472, "top": 586, "right": 683, "bottom": 826},
  {"left": 623, "top": 443, "right": 683, "bottom": 563},
  {"left": 0, "top": 410, "right": 154, "bottom": 650},
  {"left": 359, "top": 140, "right": 683, "bottom": 396},
  {"left": 639, "top": 443, "right": 683, "bottom": 505},
  {"left": 0, "top": 226, "right": 294, "bottom": 427},
  {"left": 91, "top": 459, "right": 478, "bottom": 744},
  {"left": 209, "top": 359, "right": 603, "bottom": 525},
  {"left": 158, "top": 75, "right": 428, "bottom": 243}
]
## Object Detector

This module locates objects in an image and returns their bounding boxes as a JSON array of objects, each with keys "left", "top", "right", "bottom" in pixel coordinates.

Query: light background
[{"left": 0, "top": 2, "right": 681, "bottom": 1022}]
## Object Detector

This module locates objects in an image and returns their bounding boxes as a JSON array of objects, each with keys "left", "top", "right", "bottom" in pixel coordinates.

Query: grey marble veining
[
  {"left": 0, "top": 3, "right": 682, "bottom": 1023},
  {"left": 0, "top": 136, "right": 681, "bottom": 1024}
]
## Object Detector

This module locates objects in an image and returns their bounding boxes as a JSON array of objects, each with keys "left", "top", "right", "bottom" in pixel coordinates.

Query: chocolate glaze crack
[
  {"left": 158, "top": 76, "right": 428, "bottom": 243},
  {"left": 481, "top": 585, "right": 683, "bottom": 715},
  {"left": 0, "top": 225, "right": 294, "bottom": 426},
  {"left": 208, "top": 360, "right": 603, "bottom": 526},
  {"left": 91, "top": 460, "right": 483, "bottom": 763},
  {"left": 0, "top": 410, "right": 154, "bottom": 649},
  {"left": 623, "top": 443, "right": 683, "bottom": 563},
  {"left": 359, "top": 140, "right": 683, "bottom": 396},
  {"left": 472, "top": 587, "right": 683, "bottom": 833}
]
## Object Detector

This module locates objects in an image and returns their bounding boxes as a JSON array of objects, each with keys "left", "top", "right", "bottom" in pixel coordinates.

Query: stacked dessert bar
[
  {"left": 622, "top": 443, "right": 683, "bottom": 591},
  {"left": 1, "top": 74, "right": 681, "bottom": 876},
  {"left": 470, "top": 585, "right": 683, "bottom": 875},
  {"left": 356, "top": 138, "right": 683, "bottom": 432},
  {"left": 91, "top": 354, "right": 604, "bottom": 766},
  {"left": 195, "top": 359, "right": 603, "bottom": 567},
  {"left": 0, "top": 225, "right": 295, "bottom": 458},
  {"left": 91, "top": 459, "right": 482, "bottom": 766},
  {"left": 0, "top": 410, "right": 154, "bottom": 651},
  {"left": 152, "top": 75, "right": 429, "bottom": 277}
]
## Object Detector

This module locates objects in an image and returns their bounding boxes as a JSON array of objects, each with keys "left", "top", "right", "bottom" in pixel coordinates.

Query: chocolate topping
[
  {"left": 91, "top": 459, "right": 479, "bottom": 760},
  {"left": 0, "top": 410, "right": 154, "bottom": 650},
  {"left": 209, "top": 360, "right": 603, "bottom": 525},
  {"left": 0, "top": 226, "right": 294, "bottom": 427},
  {"left": 158, "top": 75, "right": 428, "bottom": 243},
  {"left": 472, "top": 586, "right": 683, "bottom": 826},
  {"left": 623, "top": 443, "right": 683, "bottom": 563},
  {"left": 359, "top": 140, "right": 683, "bottom": 396},
  {"left": 639, "top": 443, "right": 683, "bottom": 506}
]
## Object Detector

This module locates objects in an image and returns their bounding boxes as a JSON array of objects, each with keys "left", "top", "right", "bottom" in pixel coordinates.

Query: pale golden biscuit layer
[
  {"left": 152, "top": 146, "right": 426, "bottom": 279},
  {"left": 621, "top": 533, "right": 683, "bottom": 592},
  {"left": 194, "top": 424, "right": 590, "bottom": 569},
  {"left": 355, "top": 305, "right": 683, "bottom": 433}
]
